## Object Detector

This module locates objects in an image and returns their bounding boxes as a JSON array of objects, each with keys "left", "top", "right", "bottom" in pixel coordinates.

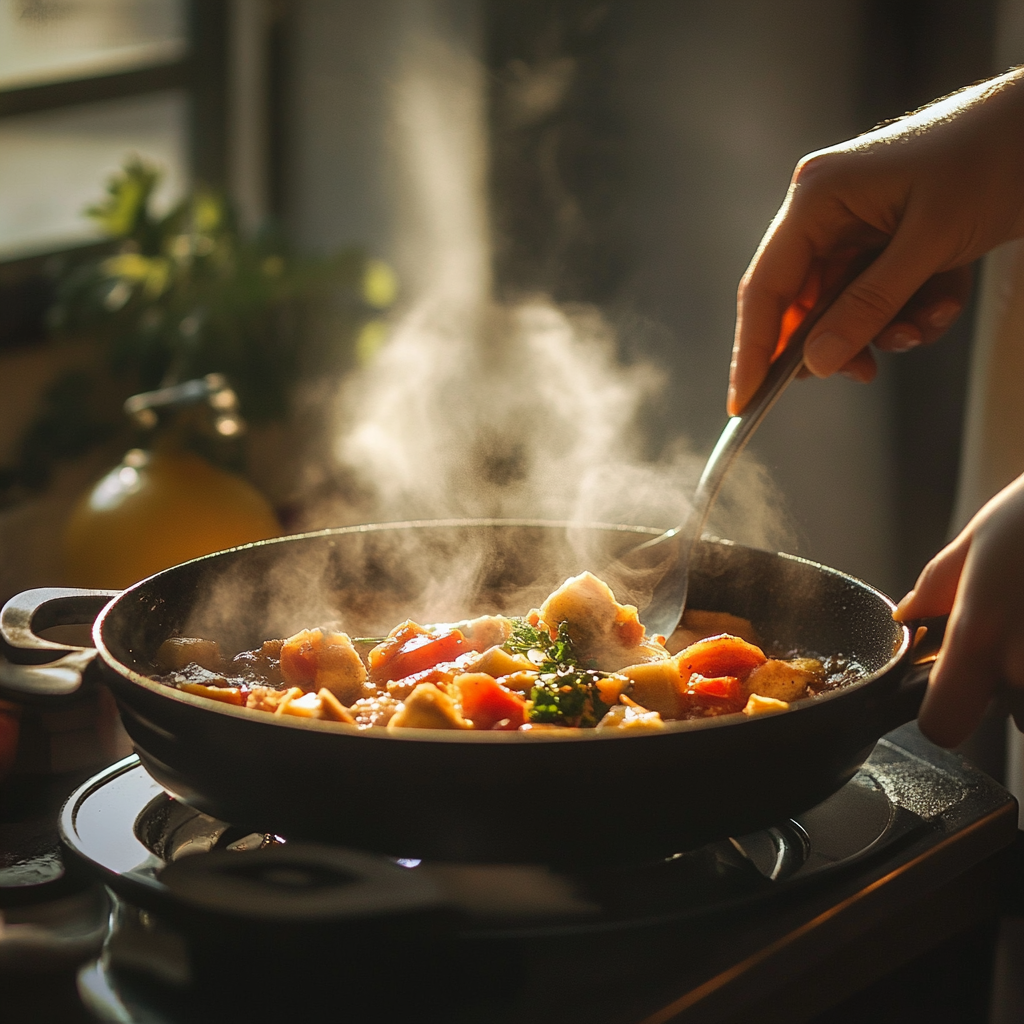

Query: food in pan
[{"left": 154, "top": 571, "right": 856, "bottom": 731}]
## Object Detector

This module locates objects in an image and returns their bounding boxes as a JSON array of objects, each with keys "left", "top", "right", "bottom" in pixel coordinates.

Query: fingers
[
  {"left": 837, "top": 347, "right": 877, "bottom": 383},
  {"left": 875, "top": 267, "right": 973, "bottom": 353},
  {"left": 918, "top": 596, "right": 1000, "bottom": 747},
  {"left": 894, "top": 530, "right": 972, "bottom": 621},
  {"left": 733, "top": 232, "right": 969, "bottom": 414},
  {"left": 917, "top": 539, "right": 1004, "bottom": 747},
  {"left": 803, "top": 226, "right": 934, "bottom": 377},
  {"left": 908, "top": 476, "right": 1024, "bottom": 747},
  {"left": 915, "top": 528, "right": 996, "bottom": 746},
  {"left": 730, "top": 218, "right": 817, "bottom": 416}
]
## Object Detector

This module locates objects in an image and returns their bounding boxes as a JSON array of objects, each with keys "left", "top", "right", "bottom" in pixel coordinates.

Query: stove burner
[
  {"left": 56, "top": 725, "right": 1017, "bottom": 1024},
  {"left": 60, "top": 751, "right": 927, "bottom": 934}
]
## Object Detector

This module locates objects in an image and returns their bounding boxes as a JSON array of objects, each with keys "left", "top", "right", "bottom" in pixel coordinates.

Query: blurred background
[{"left": 0, "top": 0, "right": 1011, "bottom": 608}]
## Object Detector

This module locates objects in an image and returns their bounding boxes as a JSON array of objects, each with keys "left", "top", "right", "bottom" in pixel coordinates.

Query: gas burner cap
[{"left": 158, "top": 843, "right": 443, "bottom": 921}]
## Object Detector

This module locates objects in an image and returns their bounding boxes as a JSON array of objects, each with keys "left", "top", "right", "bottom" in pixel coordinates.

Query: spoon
[{"left": 634, "top": 284, "right": 845, "bottom": 640}]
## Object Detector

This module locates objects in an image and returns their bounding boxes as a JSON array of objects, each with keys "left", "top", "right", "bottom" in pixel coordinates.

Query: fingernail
[
  {"left": 928, "top": 300, "right": 961, "bottom": 330},
  {"left": 804, "top": 332, "right": 850, "bottom": 377},
  {"left": 887, "top": 330, "right": 919, "bottom": 352}
]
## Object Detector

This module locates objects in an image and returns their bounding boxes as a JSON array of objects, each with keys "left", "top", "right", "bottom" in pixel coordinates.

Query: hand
[
  {"left": 895, "top": 473, "right": 1024, "bottom": 747},
  {"left": 729, "top": 68, "right": 1024, "bottom": 416}
]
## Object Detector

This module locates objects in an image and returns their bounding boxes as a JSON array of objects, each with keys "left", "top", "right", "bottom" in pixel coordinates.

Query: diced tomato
[
  {"left": 367, "top": 622, "right": 425, "bottom": 672},
  {"left": 686, "top": 674, "right": 744, "bottom": 708},
  {"left": 455, "top": 673, "right": 527, "bottom": 730},
  {"left": 369, "top": 624, "right": 472, "bottom": 684},
  {"left": 388, "top": 663, "right": 461, "bottom": 692},
  {"left": 677, "top": 634, "right": 766, "bottom": 680}
]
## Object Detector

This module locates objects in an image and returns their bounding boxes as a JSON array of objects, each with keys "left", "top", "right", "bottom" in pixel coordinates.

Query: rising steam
[
  {"left": 210, "top": 6, "right": 796, "bottom": 639},
  {"left": 328, "top": 12, "right": 790, "bottom": 547}
]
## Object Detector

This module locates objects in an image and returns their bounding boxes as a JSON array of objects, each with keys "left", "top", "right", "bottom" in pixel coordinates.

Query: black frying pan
[{"left": 0, "top": 521, "right": 934, "bottom": 864}]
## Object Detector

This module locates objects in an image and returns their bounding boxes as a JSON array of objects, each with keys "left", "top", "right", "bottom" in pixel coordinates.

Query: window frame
[{"left": 0, "top": 0, "right": 228, "bottom": 348}]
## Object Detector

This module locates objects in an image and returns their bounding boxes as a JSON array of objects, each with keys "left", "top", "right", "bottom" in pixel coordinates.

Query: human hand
[
  {"left": 895, "top": 473, "right": 1024, "bottom": 747},
  {"left": 729, "top": 68, "right": 1024, "bottom": 416}
]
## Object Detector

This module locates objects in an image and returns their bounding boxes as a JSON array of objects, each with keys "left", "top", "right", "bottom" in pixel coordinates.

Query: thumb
[{"left": 803, "top": 228, "right": 932, "bottom": 378}]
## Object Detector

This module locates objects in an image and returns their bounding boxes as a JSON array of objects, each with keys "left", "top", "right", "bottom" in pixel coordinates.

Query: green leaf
[{"left": 86, "top": 157, "right": 161, "bottom": 239}]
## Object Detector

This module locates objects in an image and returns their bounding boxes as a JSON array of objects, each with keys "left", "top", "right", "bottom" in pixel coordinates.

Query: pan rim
[{"left": 93, "top": 518, "right": 912, "bottom": 743}]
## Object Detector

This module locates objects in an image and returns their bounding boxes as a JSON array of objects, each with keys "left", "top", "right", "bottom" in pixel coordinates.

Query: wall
[{"left": 284, "top": 0, "right": 911, "bottom": 595}]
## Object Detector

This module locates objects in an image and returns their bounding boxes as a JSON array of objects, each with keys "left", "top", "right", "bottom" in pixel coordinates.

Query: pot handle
[
  {"left": 874, "top": 616, "right": 946, "bottom": 734},
  {"left": 0, "top": 588, "right": 120, "bottom": 700}
]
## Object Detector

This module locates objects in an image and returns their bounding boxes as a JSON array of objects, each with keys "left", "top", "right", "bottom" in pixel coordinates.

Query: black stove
[{"left": 1, "top": 722, "right": 1018, "bottom": 1023}]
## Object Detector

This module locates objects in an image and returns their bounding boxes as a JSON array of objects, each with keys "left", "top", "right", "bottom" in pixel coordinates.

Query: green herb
[
  {"left": 503, "top": 619, "right": 612, "bottom": 727},
  {"left": 0, "top": 158, "right": 398, "bottom": 509},
  {"left": 50, "top": 158, "right": 390, "bottom": 424}
]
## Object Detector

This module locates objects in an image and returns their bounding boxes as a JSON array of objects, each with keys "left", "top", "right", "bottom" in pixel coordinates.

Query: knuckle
[
  {"left": 792, "top": 149, "right": 838, "bottom": 189},
  {"left": 842, "top": 279, "right": 897, "bottom": 327}
]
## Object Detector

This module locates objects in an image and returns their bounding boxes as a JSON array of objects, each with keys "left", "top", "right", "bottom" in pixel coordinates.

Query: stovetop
[{"left": 2, "top": 723, "right": 1018, "bottom": 1024}]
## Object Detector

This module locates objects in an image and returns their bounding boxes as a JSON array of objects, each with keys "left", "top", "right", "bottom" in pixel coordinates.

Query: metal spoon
[{"left": 635, "top": 286, "right": 843, "bottom": 639}]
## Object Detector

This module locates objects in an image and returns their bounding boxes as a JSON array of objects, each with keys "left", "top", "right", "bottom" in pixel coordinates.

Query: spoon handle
[{"left": 638, "top": 281, "right": 846, "bottom": 637}]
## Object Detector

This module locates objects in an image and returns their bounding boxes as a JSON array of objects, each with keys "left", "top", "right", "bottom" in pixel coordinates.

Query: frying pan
[{"left": 0, "top": 520, "right": 934, "bottom": 864}]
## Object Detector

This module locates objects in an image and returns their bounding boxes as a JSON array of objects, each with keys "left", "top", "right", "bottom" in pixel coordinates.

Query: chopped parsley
[{"left": 503, "top": 618, "right": 612, "bottom": 727}]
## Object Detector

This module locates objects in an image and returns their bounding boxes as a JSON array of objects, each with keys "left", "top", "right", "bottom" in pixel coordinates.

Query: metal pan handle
[
  {"left": 0, "top": 588, "right": 120, "bottom": 700},
  {"left": 872, "top": 616, "right": 946, "bottom": 735}
]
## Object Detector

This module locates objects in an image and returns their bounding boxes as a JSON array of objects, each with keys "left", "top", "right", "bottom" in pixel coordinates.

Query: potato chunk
[
  {"left": 156, "top": 637, "right": 223, "bottom": 672},
  {"left": 459, "top": 645, "right": 534, "bottom": 678},
  {"left": 742, "top": 694, "right": 790, "bottom": 716},
  {"left": 279, "top": 628, "right": 368, "bottom": 704},
  {"left": 460, "top": 615, "right": 513, "bottom": 650},
  {"left": 745, "top": 658, "right": 823, "bottom": 702},
  {"left": 617, "top": 659, "right": 684, "bottom": 718},
  {"left": 537, "top": 572, "right": 669, "bottom": 672},
  {"left": 595, "top": 703, "right": 665, "bottom": 732},
  {"left": 388, "top": 683, "right": 472, "bottom": 730}
]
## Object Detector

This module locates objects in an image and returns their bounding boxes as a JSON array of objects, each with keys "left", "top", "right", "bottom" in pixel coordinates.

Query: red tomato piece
[
  {"left": 677, "top": 634, "right": 766, "bottom": 680},
  {"left": 686, "top": 674, "right": 744, "bottom": 708},
  {"left": 389, "top": 664, "right": 460, "bottom": 691},
  {"left": 455, "top": 673, "right": 527, "bottom": 730},
  {"left": 367, "top": 622, "right": 424, "bottom": 673},
  {"left": 370, "top": 628, "right": 471, "bottom": 684}
]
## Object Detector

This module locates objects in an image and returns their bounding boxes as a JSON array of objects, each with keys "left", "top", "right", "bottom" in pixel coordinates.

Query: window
[{"left": 0, "top": 0, "right": 227, "bottom": 344}]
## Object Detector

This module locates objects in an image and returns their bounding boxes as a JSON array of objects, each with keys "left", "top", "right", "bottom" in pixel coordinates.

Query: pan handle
[
  {"left": 874, "top": 616, "right": 947, "bottom": 734},
  {"left": 0, "top": 588, "right": 120, "bottom": 700}
]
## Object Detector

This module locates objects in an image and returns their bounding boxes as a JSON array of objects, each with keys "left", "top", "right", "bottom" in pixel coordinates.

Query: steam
[
  {"left": 331, "top": 13, "right": 684, "bottom": 532},
  {"left": 184, "top": 11, "right": 796, "bottom": 644},
  {"left": 338, "top": 297, "right": 672, "bottom": 523},
  {"left": 327, "top": 14, "right": 792, "bottom": 553}
]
